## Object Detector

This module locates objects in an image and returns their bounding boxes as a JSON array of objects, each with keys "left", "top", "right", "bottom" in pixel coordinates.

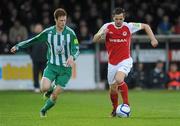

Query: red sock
[
  {"left": 110, "top": 91, "right": 118, "bottom": 111},
  {"left": 118, "top": 82, "right": 129, "bottom": 105}
]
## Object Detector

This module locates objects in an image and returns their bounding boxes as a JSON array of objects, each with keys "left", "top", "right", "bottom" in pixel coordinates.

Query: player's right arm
[
  {"left": 141, "top": 23, "right": 158, "bottom": 48},
  {"left": 11, "top": 31, "right": 47, "bottom": 53},
  {"left": 128, "top": 22, "right": 158, "bottom": 48},
  {"left": 93, "top": 24, "right": 108, "bottom": 43}
]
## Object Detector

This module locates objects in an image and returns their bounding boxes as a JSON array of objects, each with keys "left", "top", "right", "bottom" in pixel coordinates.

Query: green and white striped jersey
[{"left": 16, "top": 25, "right": 80, "bottom": 66}]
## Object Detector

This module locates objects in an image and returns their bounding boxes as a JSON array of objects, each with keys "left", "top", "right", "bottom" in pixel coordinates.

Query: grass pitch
[{"left": 0, "top": 90, "right": 180, "bottom": 126}]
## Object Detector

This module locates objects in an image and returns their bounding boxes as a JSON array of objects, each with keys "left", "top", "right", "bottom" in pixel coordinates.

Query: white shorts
[{"left": 107, "top": 57, "right": 133, "bottom": 85}]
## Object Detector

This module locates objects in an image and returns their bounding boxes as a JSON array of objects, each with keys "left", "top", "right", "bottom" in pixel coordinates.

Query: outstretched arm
[
  {"left": 10, "top": 31, "right": 46, "bottom": 53},
  {"left": 141, "top": 23, "right": 158, "bottom": 47}
]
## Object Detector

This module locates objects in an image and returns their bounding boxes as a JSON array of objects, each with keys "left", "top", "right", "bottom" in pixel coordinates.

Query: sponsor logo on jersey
[{"left": 109, "top": 38, "right": 127, "bottom": 43}]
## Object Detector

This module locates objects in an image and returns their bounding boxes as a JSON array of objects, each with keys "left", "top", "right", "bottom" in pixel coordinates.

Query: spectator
[
  {"left": 134, "top": 63, "right": 147, "bottom": 89},
  {"left": 167, "top": 63, "right": 180, "bottom": 90},
  {"left": 125, "top": 63, "right": 147, "bottom": 89},
  {"left": 0, "top": 32, "right": 11, "bottom": 54},
  {"left": 157, "top": 15, "right": 172, "bottom": 35},
  {"left": 29, "top": 23, "right": 47, "bottom": 93},
  {"left": 172, "top": 16, "right": 180, "bottom": 34},
  {"left": 9, "top": 19, "right": 28, "bottom": 44},
  {"left": 148, "top": 60, "right": 168, "bottom": 89},
  {"left": 78, "top": 20, "right": 92, "bottom": 50}
]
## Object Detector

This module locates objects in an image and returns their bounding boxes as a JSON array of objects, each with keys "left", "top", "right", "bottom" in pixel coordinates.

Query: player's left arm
[
  {"left": 141, "top": 23, "right": 158, "bottom": 48},
  {"left": 67, "top": 33, "right": 80, "bottom": 67}
]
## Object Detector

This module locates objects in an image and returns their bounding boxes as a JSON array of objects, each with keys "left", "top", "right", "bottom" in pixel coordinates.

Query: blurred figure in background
[
  {"left": 0, "top": 32, "right": 11, "bottom": 54},
  {"left": 157, "top": 15, "right": 172, "bottom": 35},
  {"left": 172, "top": 16, "right": 180, "bottom": 34},
  {"left": 125, "top": 63, "right": 147, "bottom": 89},
  {"left": 149, "top": 60, "right": 168, "bottom": 89},
  {"left": 167, "top": 63, "right": 180, "bottom": 90},
  {"left": 133, "top": 63, "right": 147, "bottom": 89},
  {"left": 9, "top": 19, "right": 28, "bottom": 45},
  {"left": 30, "top": 23, "right": 47, "bottom": 92}
]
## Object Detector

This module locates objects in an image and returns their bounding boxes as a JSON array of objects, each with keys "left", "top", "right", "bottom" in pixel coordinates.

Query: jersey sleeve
[
  {"left": 70, "top": 32, "right": 80, "bottom": 60},
  {"left": 98, "top": 23, "right": 108, "bottom": 34},
  {"left": 97, "top": 23, "right": 109, "bottom": 39},
  {"left": 128, "top": 23, "right": 142, "bottom": 34},
  {"left": 15, "top": 30, "right": 47, "bottom": 50}
]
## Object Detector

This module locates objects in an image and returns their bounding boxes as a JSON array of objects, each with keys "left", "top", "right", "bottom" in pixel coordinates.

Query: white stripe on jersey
[
  {"left": 61, "top": 35, "right": 66, "bottom": 65},
  {"left": 54, "top": 34, "right": 60, "bottom": 65},
  {"left": 48, "top": 34, "right": 54, "bottom": 64},
  {"left": 66, "top": 34, "right": 70, "bottom": 58}
]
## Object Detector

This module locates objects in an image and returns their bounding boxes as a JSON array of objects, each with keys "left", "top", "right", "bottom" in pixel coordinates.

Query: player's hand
[
  {"left": 10, "top": 46, "right": 17, "bottom": 53},
  {"left": 66, "top": 55, "right": 74, "bottom": 67},
  {"left": 151, "top": 39, "right": 158, "bottom": 48}
]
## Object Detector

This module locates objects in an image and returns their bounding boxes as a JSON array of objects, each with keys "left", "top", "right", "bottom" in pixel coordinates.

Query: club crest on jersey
[
  {"left": 122, "top": 31, "right": 127, "bottom": 36},
  {"left": 56, "top": 46, "right": 64, "bottom": 55}
]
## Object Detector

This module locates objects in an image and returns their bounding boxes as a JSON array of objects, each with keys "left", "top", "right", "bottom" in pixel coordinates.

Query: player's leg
[
  {"left": 40, "top": 66, "right": 72, "bottom": 117},
  {"left": 115, "top": 57, "right": 133, "bottom": 105},
  {"left": 107, "top": 64, "right": 119, "bottom": 117},
  {"left": 40, "top": 85, "right": 62, "bottom": 117},
  {"left": 40, "top": 77, "right": 52, "bottom": 117},
  {"left": 109, "top": 83, "right": 118, "bottom": 117},
  {"left": 115, "top": 71, "right": 129, "bottom": 105},
  {"left": 40, "top": 77, "right": 52, "bottom": 93},
  {"left": 41, "top": 65, "right": 56, "bottom": 99},
  {"left": 40, "top": 65, "right": 57, "bottom": 117}
]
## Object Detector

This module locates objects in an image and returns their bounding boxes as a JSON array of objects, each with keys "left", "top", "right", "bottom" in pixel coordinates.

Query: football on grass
[{"left": 116, "top": 104, "right": 131, "bottom": 117}]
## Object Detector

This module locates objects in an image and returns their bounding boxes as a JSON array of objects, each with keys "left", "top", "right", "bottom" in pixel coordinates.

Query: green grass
[{"left": 0, "top": 90, "right": 180, "bottom": 126}]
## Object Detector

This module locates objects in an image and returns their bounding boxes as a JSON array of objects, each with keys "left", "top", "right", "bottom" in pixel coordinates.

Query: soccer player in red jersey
[{"left": 93, "top": 7, "right": 158, "bottom": 117}]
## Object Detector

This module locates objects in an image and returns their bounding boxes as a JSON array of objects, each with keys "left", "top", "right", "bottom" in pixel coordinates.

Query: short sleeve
[
  {"left": 128, "top": 23, "right": 142, "bottom": 34},
  {"left": 97, "top": 23, "right": 109, "bottom": 34}
]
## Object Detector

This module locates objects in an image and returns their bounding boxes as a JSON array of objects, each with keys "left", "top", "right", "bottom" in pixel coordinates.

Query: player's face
[
  {"left": 55, "top": 16, "right": 67, "bottom": 30},
  {"left": 113, "top": 13, "right": 125, "bottom": 27}
]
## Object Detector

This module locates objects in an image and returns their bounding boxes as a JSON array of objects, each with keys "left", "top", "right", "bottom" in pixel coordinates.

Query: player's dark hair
[
  {"left": 54, "top": 8, "right": 67, "bottom": 20},
  {"left": 112, "top": 7, "right": 126, "bottom": 16}
]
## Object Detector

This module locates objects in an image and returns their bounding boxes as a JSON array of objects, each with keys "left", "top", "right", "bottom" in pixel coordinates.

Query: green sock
[{"left": 41, "top": 98, "right": 55, "bottom": 112}]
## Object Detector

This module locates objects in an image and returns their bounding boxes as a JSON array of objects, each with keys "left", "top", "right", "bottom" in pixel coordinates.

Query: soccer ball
[{"left": 116, "top": 104, "right": 131, "bottom": 117}]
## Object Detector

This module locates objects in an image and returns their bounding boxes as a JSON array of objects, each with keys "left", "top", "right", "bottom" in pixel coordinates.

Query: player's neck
[
  {"left": 115, "top": 25, "right": 123, "bottom": 29},
  {"left": 56, "top": 25, "right": 65, "bottom": 32},
  {"left": 114, "top": 22, "right": 123, "bottom": 29}
]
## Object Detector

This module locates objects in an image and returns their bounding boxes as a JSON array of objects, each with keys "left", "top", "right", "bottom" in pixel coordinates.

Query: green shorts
[{"left": 43, "top": 63, "right": 72, "bottom": 88}]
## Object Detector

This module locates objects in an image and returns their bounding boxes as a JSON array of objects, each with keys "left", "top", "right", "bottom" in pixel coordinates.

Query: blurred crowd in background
[
  {"left": 0, "top": 0, "right": 180, "bottom": 54},
  {"left": 0, "top": 0, "right": 179, "bottom": 90}
]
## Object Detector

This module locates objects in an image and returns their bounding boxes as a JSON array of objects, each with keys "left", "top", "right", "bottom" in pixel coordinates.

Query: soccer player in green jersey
[{"left": 11, "top": 8, "right": 80, "bottom": 117}]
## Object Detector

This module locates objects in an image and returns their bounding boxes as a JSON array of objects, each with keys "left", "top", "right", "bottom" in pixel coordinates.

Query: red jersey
[
  {"left": 100, "top": 22, "right": 141, "bottom": 65},
  {"left": 168, "top": 71, "right": 180, "bottom": 87}
]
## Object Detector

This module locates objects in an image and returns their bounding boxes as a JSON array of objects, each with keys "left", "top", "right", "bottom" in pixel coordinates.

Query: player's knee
[
  {"left": 40, "top": 87, "right": 49, "bottom": 93},
  {"left": 51, "top": 93, "right": 58, "bottom": 101},
  {"left": 116, "top": 78, "right": 124, "bottom": 84},
  {"left": 110, "top": 84, "right": 117, "bottom": 93},
  {"left": 40, "top": 83, "right": 51, "bottom": 92}
]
